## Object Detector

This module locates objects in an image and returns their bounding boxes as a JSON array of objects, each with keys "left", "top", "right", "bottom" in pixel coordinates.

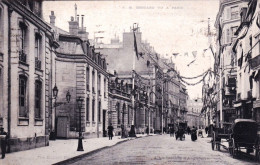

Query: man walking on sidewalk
[
  {"left": 0, "top": 127, "right": 8, "bottom": 159},
  {"left": 107, "top": 123, "right": 114, "bottom": 140}
]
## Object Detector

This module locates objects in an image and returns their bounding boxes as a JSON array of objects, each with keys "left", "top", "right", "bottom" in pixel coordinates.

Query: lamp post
[{"left": 77, "top": 96, "right": 84, "bottom": 151}]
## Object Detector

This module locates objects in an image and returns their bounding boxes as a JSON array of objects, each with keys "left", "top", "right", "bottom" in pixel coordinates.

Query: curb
[{"left": 52, "top": 135, "right": 150, "bottom": 165}]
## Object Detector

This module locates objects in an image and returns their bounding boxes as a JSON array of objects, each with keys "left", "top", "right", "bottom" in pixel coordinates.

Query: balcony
[
  {"left": 35, "top": 58, "right": 41, "bottom": 70},
  {"left": 19, "top": 51, "right": 27, "bottom": 63},
  {"left": 249, "top": 55, "right": 260, "bottom": 70}
]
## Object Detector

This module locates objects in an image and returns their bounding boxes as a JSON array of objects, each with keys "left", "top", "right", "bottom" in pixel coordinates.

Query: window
[
  {"left": 92, "top": 70, "right": 95, "bottom": 93},
  {"left": 19, "top": 75, "right": 28, "bottom": 117},
  {"left": 35, "top": 33, "right": 41, "bottom": 69},
  {"left": 231, "top": 26, "right": 238, "bottom": 42},
  {"left": 128, "top": 106, "right": 130, "bottom": 125},
  {"left": 104, "top": 78, "right": 107, "bottom": 97},
  {"left": 86, "top": 67, "right": 90, "bottom": 91},
  {"left": 86, "top": 98, "right": 89, "bottom": 121},
  {"left": 226, "top": 29, "right": 230, "bottom": 43},
  {"left": 97, "top": 74, "right": 101, "bottom": 95},
  {"left": 117, "top": 103, "right": 120, "bottom": 124},
  {"left": 98, "top": 101, "right": 101, "bottom": 122},
  {"left": 19, "top": 22, "right": 28, "bottom": 63},
  {"left": 35, "top": 80, "right": 42, "bottom": 118},
  {"left": 92, "top": 99, "right": 95, "bottom": 121},
  {"left": 231, "top": 6, "right": 239, "bottom": 20}
]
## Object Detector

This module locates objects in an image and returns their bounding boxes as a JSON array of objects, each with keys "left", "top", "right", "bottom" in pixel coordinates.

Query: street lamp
[{"left": 77, "top": 96, "right": 84, "bottom": 151}]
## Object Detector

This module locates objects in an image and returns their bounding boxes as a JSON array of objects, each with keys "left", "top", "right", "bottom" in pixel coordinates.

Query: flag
[
  {"left": 184, "top": 52, "right": 188, "bottom": 56},
  {"left": 133, "top": 30, "right": 139, "bottom": 59},
  {"left": 192, "top": 51, "right": 197, "bottom": 58}
]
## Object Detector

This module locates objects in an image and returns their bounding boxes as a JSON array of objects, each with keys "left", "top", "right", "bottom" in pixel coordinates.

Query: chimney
[{"left": 49, "top": 11, "right": 56, "bottom": 26}]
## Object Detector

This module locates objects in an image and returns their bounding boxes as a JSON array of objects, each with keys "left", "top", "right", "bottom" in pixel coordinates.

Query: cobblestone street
[{"left": 66, "top": 134, "right": 258, "bottom": 165}]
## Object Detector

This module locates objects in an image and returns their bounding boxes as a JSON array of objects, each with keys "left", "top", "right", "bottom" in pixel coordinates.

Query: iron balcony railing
[
  {"left": 19, "top": 51, "right": 27, "bottom": 63},
  {"left": 35, "top": 58, "right": 41, "bottom": 69}
]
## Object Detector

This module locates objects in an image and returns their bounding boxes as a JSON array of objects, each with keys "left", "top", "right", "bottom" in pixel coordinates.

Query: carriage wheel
[
  {"left": 228, "top": 139, "right": 233, "bottom": 155},
  {"left": 211, "top": 132, "right": 215, "bottom": 150},
  {"left": 255, "top": 145, "right": 260, "bottom": 162},
  {"left": 232, "top": 138, "right": 236, "bottom": 158}
]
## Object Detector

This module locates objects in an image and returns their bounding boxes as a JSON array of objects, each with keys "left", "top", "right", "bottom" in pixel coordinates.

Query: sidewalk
[{"left": 1, "top": 134, "right": 154, "bottom": 165}]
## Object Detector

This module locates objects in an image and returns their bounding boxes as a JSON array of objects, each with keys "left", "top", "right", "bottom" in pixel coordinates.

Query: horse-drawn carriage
[
  {"left": 175, "top": 122, "right": 187, "bottom": 141},
  {"left": 211, "top": 119, "right": 259, "bottom": 161}
]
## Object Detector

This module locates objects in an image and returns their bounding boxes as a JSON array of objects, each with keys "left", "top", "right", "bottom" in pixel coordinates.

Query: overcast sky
[{"left": 42, "top": 0, "right": 219, "bottom": 99}]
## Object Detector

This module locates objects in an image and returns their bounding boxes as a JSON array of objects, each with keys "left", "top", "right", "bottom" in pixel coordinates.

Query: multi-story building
[
  {"left": 0, "top": 0, "right": 58, "bottom": 152},
  {"left": 48, "top": 7, "right": 109, "bottom": 139},
  {"left": 179, "top": 83, "right": 188, "bottom": 124},
  {"left": 214, "top": 0, "right": 248, "bottom": 128},
  {"left": 95, "top": 28, "right": 157, "bottom": 134},
  {"left": 157, "top": 58, "right": 184, "bottom": 132},
  {"left": 187, "top": 98, "right": 204, "bottom": 129},
  {"left": 108, "top": 73, "right": 132, "bottom": 136},
  {"left": 232, "top": 0, "right": 260, "bottom": 131}
]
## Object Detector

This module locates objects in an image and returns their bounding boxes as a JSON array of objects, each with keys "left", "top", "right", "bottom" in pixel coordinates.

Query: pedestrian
[
  {"left": 107, "top": 123, "right": 114, "bottom": 140},
  {"left": 187, "top": 126, "right": 191, "bottom": 135},
  {"left": 205, "top": 126, "right": 208, "bottom": 134},
  {"left": 0, "top": 127, "right": 8, "bottom": 159},
  {"left": 170, "top": 126, "right": 175, "bottom": 137}
]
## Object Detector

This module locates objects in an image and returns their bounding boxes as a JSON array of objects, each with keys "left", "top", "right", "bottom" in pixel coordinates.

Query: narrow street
[{"left": 65, "top": 135, "right": 258, "bottom": 165}]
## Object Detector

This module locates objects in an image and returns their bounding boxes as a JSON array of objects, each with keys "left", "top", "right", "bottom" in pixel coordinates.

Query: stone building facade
[
  {"left": 212, "top": 0, "right": 248, "bottom": 128},
  {"left": 108, "top": 74, "right": 132, "bottom": 136},
  {"left": 0, "top": 0, "right": 58, "bottom": 153},
  {"left": 49, "top": 9, "right": 109, "bottom": 139}
]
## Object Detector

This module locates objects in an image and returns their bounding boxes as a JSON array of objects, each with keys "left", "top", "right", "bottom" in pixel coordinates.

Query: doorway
[
  {"left": 103, "top": 110, "right": 107, "bottom": 137},
  {"left": 57, "top": 116, "right": 68, "bottom": 138}
]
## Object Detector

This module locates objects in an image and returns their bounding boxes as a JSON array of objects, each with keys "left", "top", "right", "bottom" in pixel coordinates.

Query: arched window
[{"left": 86, "top": 67, "right": 90, "bottom": 91}]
